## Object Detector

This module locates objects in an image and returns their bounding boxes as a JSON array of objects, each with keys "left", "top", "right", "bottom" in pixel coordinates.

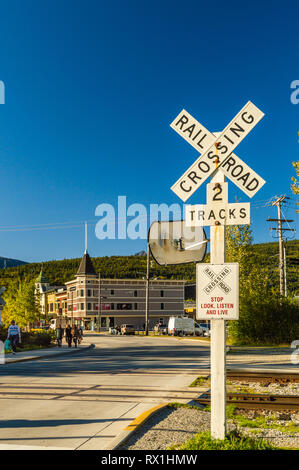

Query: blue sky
[{"left": 0, "top": 0, "right": 298, "bottom": 262}]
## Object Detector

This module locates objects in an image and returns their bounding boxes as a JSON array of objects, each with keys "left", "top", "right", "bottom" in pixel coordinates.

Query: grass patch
[
  {"left": 169, "top": 430, "right": 277, "bottom": 450},
  {"left": 167, "top": 402, "right": 204, "bottom": 411},
  {"left": 229, "top": 384, "right": 257, "bottom": 394},
  {"left": 189, "top": 376, "right": 209, "bottom": 387},
  {"left": 227, "top": 405, "right": 299, "bottom": 435}
]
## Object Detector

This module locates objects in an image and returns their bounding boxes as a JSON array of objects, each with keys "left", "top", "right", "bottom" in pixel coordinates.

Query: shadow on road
[{"left": 0, "top": 418, "right": 128, "bottom": 428}]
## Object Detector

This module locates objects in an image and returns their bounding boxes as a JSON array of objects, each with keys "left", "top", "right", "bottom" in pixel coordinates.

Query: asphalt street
[
  {"left": 0, "top": 332, "right": 210, "bottom": 450},
  {"left": 0, "top": 333, "right": 297, "bottom": 450}
]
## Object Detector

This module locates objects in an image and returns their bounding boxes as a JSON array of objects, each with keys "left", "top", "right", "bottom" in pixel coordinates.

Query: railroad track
[
  {"left": 195, "top": 393, "right": 299, "bottom": 411},
  {"left": 226, "top": 370, "right": 299, "bottom": 384}
]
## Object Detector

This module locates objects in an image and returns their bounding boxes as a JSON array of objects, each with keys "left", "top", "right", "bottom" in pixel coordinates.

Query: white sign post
[
  {"left": 170, "top": 102, "right": 265, "bottom": 440},
  {"left": 209, "top": 170, "right": 227, "bottom": 440}
]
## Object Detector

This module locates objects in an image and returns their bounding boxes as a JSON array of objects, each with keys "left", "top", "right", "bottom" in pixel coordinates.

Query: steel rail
[
  {"left": 195, "top": 393, "right": 299, "bottom": 410},
  {"left": 226, "top": 370, "right": 299, "bottom": 384}
]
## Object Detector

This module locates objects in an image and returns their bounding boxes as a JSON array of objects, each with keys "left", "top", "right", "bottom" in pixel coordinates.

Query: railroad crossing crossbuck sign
[
  {"left": 170, "top": 101, "right": 265, "bottom": 202},
  {"left": 197, "top": 263, "right": 239, "bottom": 320}
]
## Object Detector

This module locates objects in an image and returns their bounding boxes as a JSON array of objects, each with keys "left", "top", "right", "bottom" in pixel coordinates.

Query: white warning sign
[{"left": 196, "top": 263, "right": 239, "bottom": 320}]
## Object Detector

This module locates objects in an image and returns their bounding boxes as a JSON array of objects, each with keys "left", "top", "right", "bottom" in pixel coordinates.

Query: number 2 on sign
[{"left": 213, "top": 184, "right": 223, "bottom": 201}]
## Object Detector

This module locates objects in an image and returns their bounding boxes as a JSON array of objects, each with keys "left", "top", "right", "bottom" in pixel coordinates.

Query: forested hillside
[{"left": 0, "top": 240, "right": 298, "bottom": 296}]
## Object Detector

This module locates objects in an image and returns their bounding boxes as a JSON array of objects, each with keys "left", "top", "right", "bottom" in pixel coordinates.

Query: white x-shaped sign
[
  {"left": 170, "top": 101, "right": 265, "bottom": 202},
  {"left": 202, "top": 265, "right": 231, "bottom": 295}
]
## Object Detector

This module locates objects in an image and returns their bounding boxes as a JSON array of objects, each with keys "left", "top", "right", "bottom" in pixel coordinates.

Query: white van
[
  {"left": 168, "top": 316, "right": 196, "bottom": 336},
  {"left": 49, "top": 318, "right": 68, "bottom": 330}
]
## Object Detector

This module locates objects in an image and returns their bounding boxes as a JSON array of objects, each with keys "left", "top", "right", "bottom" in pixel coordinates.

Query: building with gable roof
[{"left": 36, "top": 251, "right": 186, "bottom": 331}]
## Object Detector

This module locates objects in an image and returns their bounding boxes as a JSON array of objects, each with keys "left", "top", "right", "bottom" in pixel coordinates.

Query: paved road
[
  {"left": 0, "top": 333, "right": 296, "bottom": 450},
  {"left": 0, "top": 332, "right": 210, "bottom": 450}
]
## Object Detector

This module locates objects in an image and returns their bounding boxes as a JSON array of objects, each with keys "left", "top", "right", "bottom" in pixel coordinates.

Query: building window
[
  {"left": 134, "top": 303, "right": 138, "bottom": 310},
  {"left": 80, "top": 303, "right": 84, "bottom": 311},
  {"left": 49, "top": 303, "right": 53, "bottom": 312},
  {"left": 116, "top": 303, "right": 132, "bottom": 310},
  {"left": 160, "top": 290, "right": 164, "bottom": 297},
  {"left": 80, "top": 290, "right": 84, "bottom": 297},
  {"left": 161, "top": 303, "right": 164, "bottom": 310},
  {"left": 93, "top": 290, "right": 97, "bottom": 297},
  {"left": 87, "top": 303, "right": 92, "bottom": 310},
  {"left": 111, "top": 289, "right": 114, "bottom": 295},
  {"left": 134, "top": 290, "right": 138, "bottom": 297},
  {"left": 87, "top": 289, "right": 91, "bottom": 297},
  {"left": 111, "top": 303, "right": 114, "bottom": 310}
]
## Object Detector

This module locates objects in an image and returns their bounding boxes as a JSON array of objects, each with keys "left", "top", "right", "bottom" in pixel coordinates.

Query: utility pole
[
  {"left": 145, "top": 243, "right": 150, "bottom": 336},
  {"left": 98, "top": 272, "right": 101, "bottom": 332},
  {"left": 284, "top": 245, "right": 287, "bottom": 297},
  {"left": 267, "top": 195, "right": 295, "bottom": 297},
  {"left": 69, "top": 286, "right": 76, "bottom": 326},
  {"left": 277, "top": 196, "right": 284, "bottom": 296}
]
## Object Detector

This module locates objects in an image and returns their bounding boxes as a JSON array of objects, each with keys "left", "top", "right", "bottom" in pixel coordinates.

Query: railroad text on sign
[
  {"left": 196, "top": 263, "right": 239, "bottom": 320},
  {"left": 170, "top": 102, "right": 265, "bottom": 201}
]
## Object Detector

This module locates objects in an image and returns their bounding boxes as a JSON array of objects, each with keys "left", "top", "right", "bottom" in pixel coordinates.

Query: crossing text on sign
[{"left": 170, "top": 102, "right": 265, "bottom": 201}]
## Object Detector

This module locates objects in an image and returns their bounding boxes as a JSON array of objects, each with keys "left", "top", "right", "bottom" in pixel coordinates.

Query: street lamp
[{"left": 69, "top": 286, "right": 76, "bottom": 327}]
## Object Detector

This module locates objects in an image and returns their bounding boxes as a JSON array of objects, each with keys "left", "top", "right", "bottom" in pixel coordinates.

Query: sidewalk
[{"left": 3, "top": 341, "right": 93, "bottom": 364}]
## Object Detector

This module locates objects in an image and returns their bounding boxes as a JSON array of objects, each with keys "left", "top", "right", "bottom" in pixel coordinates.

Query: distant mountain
[
  {"left": 134, "top": 250, "right": 147, "bottom": 256},
  {"left": 0, "top": 257, "right": 28, "bottom": 269}
]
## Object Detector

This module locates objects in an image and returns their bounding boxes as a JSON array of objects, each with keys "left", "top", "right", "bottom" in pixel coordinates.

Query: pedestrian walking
[
  {"left": 78, "top": 326, "right": 83, "bottom": 344},
  {"left": 65, "top": 324, "right": 72, "bottom": 348},
  {"left": 72, "top": 325, "right": 79, "bottom": 348},
  {"left": 7, "top": 320, "right": 21, "bottom": 355},
  {"left": 55, "top": 321, "right": 64, "bottom": 347}
]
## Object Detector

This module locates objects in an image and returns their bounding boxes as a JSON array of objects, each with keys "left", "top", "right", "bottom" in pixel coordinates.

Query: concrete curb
[
  {"left": 104, "top": 403, "right": 169, "bottom": 450},
  {"left": 3, "top": 343, "right": 94, "bottom": 364}
]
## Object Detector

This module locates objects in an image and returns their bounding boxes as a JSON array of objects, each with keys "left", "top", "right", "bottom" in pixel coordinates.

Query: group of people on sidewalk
[
  {"left": 55, "top": 323, "right": 84, "bottom": 348},
  {"left": 5, "top": 320, "right": 84, "bottom": 355}
]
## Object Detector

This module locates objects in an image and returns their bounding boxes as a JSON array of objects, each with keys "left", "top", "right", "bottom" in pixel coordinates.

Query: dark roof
[{"left": 76, "top": 251, "right": 97, "bottom": 276}]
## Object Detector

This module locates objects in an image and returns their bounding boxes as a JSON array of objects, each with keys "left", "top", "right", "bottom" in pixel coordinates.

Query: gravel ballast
[{"left": 119, "top": 380, "right": 299, "bottom": 450}]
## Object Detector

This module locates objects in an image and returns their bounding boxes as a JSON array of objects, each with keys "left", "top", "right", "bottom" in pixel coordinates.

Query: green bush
[
  {"left": 228, "top": 296, "right": 299, "bottom": 345},
  {"left": 0, "top": 326, "right": 55, "bottom": 348},
  {"left": 169, "top": 430, "right": 277, "bottom": 450}
]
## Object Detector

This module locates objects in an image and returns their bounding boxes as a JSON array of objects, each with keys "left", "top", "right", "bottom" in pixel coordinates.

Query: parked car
[
  {"left": 199, "top": 323, "right": 210, "bottom": 337},
  {"left": 194, "top": 322, "right": 204, "bottom": 336},
  {"left": 120, "top": 324, "right": 135, "bottom": 335}
]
